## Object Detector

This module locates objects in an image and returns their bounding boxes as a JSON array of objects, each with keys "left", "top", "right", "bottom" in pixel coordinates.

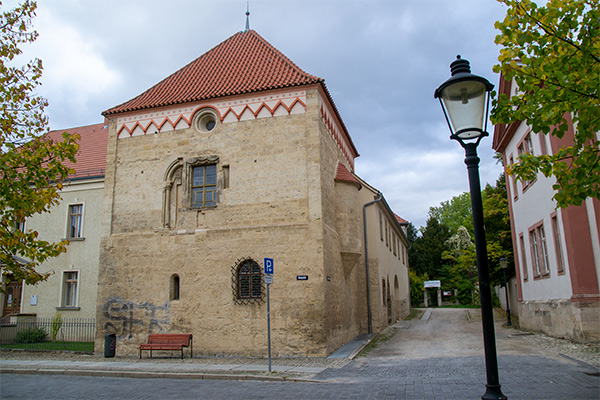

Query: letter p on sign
[{"left": 264, "top": 258, "right": 274, "bottom": 274}]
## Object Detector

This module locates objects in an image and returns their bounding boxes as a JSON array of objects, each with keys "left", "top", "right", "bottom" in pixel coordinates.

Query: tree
[
  {"left": 408, "top": 217, "right": 451, "bottom": 277},
  {"left": 441, "top": 226, "right": 478, "bottom": 305},
  {"left": 482, "top": 174, "right": 515, "bottom": 286},
  {"left": 492, "top": 0, "right": 600, "bottom": 207},
  {"left": 409, "top": 174, "right": 514, "bottom": 305},
  {"left": 1, "top": 1, "right": 79, "bottom": 289},
  {"left": 427, "top": 192, "right": 472, "bottom": 236}
]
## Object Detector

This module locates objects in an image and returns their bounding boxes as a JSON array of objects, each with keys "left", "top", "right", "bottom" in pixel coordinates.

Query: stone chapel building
[{"left": 94, "top": 29, "right": 410, "bottom": 357}]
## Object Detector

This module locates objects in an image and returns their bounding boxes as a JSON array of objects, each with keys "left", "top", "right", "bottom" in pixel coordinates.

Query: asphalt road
[{"left": 1, "top": 308, "right": 598, "bottom": 400}]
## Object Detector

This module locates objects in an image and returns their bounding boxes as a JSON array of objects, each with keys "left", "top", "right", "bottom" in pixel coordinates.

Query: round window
[{"left": 194, "top": 109, "right": 218, "bottom": 133}]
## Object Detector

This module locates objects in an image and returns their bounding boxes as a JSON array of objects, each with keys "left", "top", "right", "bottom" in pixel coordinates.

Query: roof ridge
[{"left": 103, "top": 30, "right": 322, "bottom": 116}]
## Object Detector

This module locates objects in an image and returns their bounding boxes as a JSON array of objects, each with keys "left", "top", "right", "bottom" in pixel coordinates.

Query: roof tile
[
  {"left": 335, "top": 162, "right": 362, "bottom": 188},
  {"left": 45, "top": 123, "right": 108, "bottom": 179},
  {"left": 394, "top": 213, "right": 408, "bottom": 225},
  {"left": 103, "top": 30, "right": 322, "bottom": 115}
]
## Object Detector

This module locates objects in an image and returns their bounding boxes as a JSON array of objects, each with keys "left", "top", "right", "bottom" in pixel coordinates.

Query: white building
[
  {"left": 492, "top": 75, "right": 600, "bottom": 342},
  {"left": 2, "top": 123, "right": 108, "bottom": 322}
]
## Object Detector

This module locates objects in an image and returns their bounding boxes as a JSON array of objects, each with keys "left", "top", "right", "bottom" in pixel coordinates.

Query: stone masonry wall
[
  {"left": 519, "top": 299, "right": 600, "bottom": 343},
  {"left": 95, "top": 87, "right": 366, "bottom": 357}
]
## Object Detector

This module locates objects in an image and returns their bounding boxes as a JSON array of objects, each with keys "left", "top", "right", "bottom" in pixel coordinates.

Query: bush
[
  {"left": 16, "top": 327, "right": 47, "bottom": 344},
  {"left": 409, "top": 270, "right": 428, "bottom": 306},
  {"left": 51, "top": 313, "right": 62, "bottom": 342},
  {"left": 457, "top": 281, "right": 474, "bottom": 305}
]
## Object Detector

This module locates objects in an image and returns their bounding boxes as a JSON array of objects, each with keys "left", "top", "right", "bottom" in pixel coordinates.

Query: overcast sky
[{"left": 9, "top": 0, "right": 508, "bottom": 228}]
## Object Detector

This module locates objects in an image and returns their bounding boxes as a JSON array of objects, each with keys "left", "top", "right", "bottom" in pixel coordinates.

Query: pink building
[{"left": 492, "top": 75, "right": 599, "bottom": 342}]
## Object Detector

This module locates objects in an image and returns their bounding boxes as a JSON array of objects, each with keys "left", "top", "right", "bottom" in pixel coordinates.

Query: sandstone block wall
[
  {"left": 95, "top": 88, "right": 374, "bottom": 357},
  {"left": 518, "top": 299, "right": 600, "bottom": 343}
]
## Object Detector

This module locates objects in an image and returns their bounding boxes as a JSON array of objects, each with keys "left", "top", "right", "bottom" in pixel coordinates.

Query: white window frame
[
  {"left": 66, "top": 203, "right": 85, "bottom": 239},
  {"left": 529, "top": 221, "right": 550, "bottom": 279},
  {"left": 59, "top": 270, "right": 80, "bottom": 309}
]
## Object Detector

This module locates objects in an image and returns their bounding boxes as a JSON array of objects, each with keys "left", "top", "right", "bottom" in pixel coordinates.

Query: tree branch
[{"left": 517, "top": 3, "right": 600, "bottom": 64}]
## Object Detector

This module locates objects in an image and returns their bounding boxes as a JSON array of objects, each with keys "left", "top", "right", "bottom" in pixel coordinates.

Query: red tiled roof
[
  {"left": 46, "top": 123, "right": 108, "bottom": 179},
  {"left": 394, "top": 213, "right": 408, "bottom": 225},
  {"left": 103, "top": 30, "right": 323, "bottom": 116},
  {"left": 335, "top": 162, "right": 362, "bottom": 188}
]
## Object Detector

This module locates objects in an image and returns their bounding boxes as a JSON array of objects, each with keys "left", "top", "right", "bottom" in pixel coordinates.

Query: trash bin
[{"left": 104, "top": 334, "right": 116, "bottom": 358}]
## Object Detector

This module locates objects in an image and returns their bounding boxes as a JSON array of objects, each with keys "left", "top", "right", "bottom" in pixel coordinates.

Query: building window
[
  {"left": 385, "top": 220, "right": 389, "bottom": 248},
  {"left": 538, "top": 133, "right": 548, "bottom": 155},
  {"left": 379, "top": 212, "right": 383, "bottom": 241},
  {"left": 529, "top": 222, "right": 550, "bottom": 278},
  {"left": 525, "top": 134, "right": 534, "bottom": 156},
  {"left": 551, "top": 214, "right": 565, "bottom": 274},
  {"left": 191, "top": 164, "right": 217, "bottom": 207},
  {"left": 231, "top": 257, "right": 264, "bottom": 305},
  {"left": 62, "top": 271, "right": 79, "bottom": 307},
  {"left": 170, "top": 274, "right": 180, "bottom": 301},
  {"left": 14, "top": 219, "right": 25, "bottom": 233},
  {"left": 509, "top": 155, "right": 518, "bottom": 200},
  {"left": 519, "top": 233, "right": 528, "bottom": 281},
  {"left": 193, "top": 108, "right": 219, "bottom": 133},
  {"left": 518, "top": 134, "right": 536, "bottom": 189},
  {"left": 68, "top": 204, "right": 83, "bottom": 238}
]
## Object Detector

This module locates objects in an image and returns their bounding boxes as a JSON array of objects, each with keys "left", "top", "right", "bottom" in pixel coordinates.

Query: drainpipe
[{"left": 363, "top": 192, "right": 382, "bottom": 334}]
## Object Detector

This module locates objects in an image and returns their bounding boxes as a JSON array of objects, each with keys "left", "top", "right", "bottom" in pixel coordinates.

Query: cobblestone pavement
[
  {"left": 1, "top": 308, "right": 598, "bottom": 399},
  {"left": 1, "top": 353, "right": 598, "bottom": 400}
]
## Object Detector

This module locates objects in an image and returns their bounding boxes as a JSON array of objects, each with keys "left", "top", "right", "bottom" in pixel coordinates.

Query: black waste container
[{"left": 104, "top": 334, "right": 116, "bottom": 358}]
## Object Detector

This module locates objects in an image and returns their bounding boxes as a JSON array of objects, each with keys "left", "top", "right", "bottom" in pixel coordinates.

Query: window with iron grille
[{"left": 231, "top": 257, "right": 264, "bottom": 305}]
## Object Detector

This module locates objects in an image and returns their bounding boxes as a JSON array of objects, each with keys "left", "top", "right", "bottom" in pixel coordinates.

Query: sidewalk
[
  {"left": 0, "top": 357, "right": 334, "bottom": 381},
  {"left": 0, "top": 334, "right": 369, "bottom": 382}
]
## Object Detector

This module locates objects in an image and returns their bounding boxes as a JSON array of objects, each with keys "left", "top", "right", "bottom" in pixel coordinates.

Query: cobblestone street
[{"left": 1, "top": 308, "right": 598, "bottom": 399}]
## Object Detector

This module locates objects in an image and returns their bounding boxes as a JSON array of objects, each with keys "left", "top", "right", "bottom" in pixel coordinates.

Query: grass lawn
[{"left": 0, "top": 341, "right": 94, "bottom": 352}]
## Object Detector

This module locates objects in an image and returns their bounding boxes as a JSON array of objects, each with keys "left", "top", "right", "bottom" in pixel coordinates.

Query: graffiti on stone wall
[{"left": 103, "top": 296, "right": 170, "bottom": 339}]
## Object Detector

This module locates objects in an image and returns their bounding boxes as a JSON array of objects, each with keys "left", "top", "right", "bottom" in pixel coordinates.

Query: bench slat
[{"left": 139, "top": 334, "right": 193, "bottom": 359}]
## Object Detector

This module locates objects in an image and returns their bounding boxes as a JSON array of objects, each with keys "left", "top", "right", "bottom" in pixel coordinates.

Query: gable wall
[{"left": 95, "top": 88, "right": 339, "bottom": 357}]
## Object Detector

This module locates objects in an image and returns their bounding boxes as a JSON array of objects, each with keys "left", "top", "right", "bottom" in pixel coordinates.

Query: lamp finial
[{"left": 450, "top": 56, "right": 471, "bottom": 76}]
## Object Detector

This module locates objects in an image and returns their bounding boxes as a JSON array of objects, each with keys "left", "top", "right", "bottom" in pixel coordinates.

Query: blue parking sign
[{"left": 264, "top": 258, "right": 274, "bottom": 274}]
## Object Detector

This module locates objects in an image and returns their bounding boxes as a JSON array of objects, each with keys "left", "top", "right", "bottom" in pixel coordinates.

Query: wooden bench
[{"left": 139, "top": 334, "right": 193, "bottom": 359}]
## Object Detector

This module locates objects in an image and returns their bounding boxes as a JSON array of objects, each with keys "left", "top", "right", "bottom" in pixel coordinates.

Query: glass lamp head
[{"left": 435, "top": 56, "right": 494, "bottom": 142}]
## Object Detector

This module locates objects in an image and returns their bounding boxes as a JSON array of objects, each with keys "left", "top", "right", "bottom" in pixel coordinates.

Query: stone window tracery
[{"left": 162, "top": 155, "right": 220, "bottom": 229}]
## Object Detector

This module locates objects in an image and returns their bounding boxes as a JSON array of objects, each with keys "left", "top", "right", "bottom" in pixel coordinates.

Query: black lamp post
[
  {"left": 435, "top": 55, "right": 507, "bottom": 400},
  {"left": 500, "top": 256, "right": 512, "bottom": 326}
]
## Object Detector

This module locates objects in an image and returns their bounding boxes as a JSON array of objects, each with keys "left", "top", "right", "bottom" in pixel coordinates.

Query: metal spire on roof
[{"left": 245, "top": 2, "right": 250, "bottom": 31}]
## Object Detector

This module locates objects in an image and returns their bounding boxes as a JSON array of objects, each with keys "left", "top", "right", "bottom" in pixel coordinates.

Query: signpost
[
  {"left": 264, "top": 258, "right": 273, "bottom": 373},
  {"left": 264, "top": 258, "right": 273, "bottom": 274}
]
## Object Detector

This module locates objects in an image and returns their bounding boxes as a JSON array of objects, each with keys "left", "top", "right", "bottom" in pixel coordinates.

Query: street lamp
[
  {"left": 500, "top": 256, "right": 512, "bottom": 327},
  {"left": 435, "top": 55, "right": 507, "bottom": 400}
]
